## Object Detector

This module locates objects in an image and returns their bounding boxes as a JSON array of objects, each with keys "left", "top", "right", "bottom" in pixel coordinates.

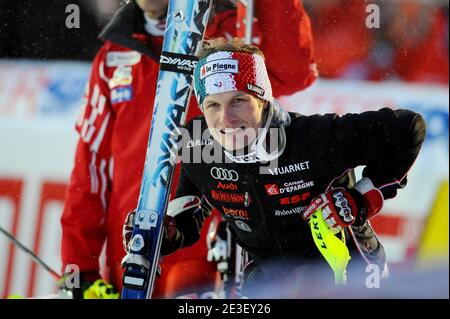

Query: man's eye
[
  {"left": 233, "top": 98, "right": 246, "bottom": 103},
  {"left": 207, "top": 103, "right": 219, "bottom": 109}
]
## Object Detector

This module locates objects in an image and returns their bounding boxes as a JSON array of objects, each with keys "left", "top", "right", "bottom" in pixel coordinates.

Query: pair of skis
[{"left": 121, "top": 0, "right": 255, "bottom": 299}]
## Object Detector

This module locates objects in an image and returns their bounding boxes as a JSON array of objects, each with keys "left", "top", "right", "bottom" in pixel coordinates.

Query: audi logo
[{"left": 210, "top": 167, "right": 239, "bottom": 181}]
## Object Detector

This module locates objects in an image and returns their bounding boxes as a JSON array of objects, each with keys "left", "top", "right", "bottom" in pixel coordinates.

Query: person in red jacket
[{"left": 60, "top": 0, "right": 316, "bottom": 298}]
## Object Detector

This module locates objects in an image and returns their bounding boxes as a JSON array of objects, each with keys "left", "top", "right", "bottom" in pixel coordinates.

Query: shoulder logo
[
  {"left": 109, "top": 66, "right": 133, "bottom": 89},
  {"left": 111, "top": 86, "right": 133, "bottom": 104},
  {"left": 106, "top": 51, "right": 141, "bottom": 67}
]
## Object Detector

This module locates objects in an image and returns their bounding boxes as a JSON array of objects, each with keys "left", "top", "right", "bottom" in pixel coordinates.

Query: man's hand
[
  {"left": 303, "top": 178, "right": 383, "bottom": 234},
  {"left": 122, "top": 195, "right": 202, "bottom": 255},
  {"left": 122, "top": 210, "right": 180, "bottom": 253},
  {"left": 122, "top": 210, "right": 135, "bottom": 252}
]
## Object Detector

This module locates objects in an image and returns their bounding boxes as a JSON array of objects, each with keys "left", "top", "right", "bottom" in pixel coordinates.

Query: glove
[
  {"left": 303, "top": 178, "right": 383, "bottom": 234},
  {"left": 82, "top": 279, "right": 119, "bottom": 299},
  {"left": 58, "top": 271, "right": 119, "bottom": 299}
]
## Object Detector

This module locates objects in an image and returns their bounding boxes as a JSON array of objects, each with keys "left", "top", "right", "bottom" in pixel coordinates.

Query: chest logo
[
  {"left": 265, "top": 184, "right": 280, "bottom": 196},
  {"left": 267, "top": 161, "right": 310, "bottom": 175},
  {"left": 210, "top": 167, "right": 239, "bottom": 181},
  {"left": 217, "top": 182, "right": 238, "bottom": 191}
]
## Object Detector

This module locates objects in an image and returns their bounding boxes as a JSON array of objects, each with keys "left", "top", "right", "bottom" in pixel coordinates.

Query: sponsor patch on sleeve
[
  {"left": 111, "top": 86, "right": 133, "bottom": 104},
  {"left": 109, "top": 66, "right": 133, "bottom": 89},
  {"left": 106, "top": 51, "right": 141, "bottom": 67}
]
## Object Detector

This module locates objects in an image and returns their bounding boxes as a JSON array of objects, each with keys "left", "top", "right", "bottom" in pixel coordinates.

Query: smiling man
[
  {"left": 204, "top": 91, "right": 265, "bottom": 151},
  {"left": 121, "top": 37, "right": 427, "bottom": 297}
]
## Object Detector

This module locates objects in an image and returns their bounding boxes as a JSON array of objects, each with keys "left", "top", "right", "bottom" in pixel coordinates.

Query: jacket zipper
[{"left": 244, "top": 165, "right": 288, "bottom": 263}]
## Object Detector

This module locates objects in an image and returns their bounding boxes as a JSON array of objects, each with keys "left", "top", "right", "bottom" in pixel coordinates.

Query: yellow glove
[{"left": 83, "top": 279, "right": 119, "bottom": 299}]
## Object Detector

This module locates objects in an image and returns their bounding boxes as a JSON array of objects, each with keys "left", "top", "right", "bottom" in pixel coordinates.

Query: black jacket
[{"left": 172, "top": 108, "right": 426, "bottom": 267}]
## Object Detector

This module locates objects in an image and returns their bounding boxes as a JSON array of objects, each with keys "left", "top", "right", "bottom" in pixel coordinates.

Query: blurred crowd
[
  {"left": 304, "top": 0, "right": 449, "bottom": 84},
  {"left": 0, "top": 0, "right": 448, "bottom": 84}
]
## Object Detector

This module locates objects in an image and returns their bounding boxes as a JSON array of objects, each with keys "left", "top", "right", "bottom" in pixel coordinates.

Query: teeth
[{"left": 222, "top": 127, "right": 242, "bottom": 134}]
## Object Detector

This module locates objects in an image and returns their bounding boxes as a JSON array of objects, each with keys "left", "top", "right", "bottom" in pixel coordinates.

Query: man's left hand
[{"left": 302, "top": 178, "right": 384, "bottom": 234}]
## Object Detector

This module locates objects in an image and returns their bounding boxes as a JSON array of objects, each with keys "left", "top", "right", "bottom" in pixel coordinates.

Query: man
[
  {"left": 123, "top": 38, "right": 426, "bottom": 298},
  {"left": 60, "top": 0, "right": 316, "bottom": 298}
]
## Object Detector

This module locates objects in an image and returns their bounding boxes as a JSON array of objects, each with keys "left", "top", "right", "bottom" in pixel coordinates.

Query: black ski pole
[{"left": 0, "top": 225, "right": 61, "bottom": 280}]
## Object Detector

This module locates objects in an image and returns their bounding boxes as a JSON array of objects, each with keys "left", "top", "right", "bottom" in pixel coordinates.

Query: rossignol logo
[
  {"left": 268, "top": 161, "right": 310, "bottom": 175},
  {"left": 333, "top": 191, "right": 354, "bottom": 223},
  {"left": 174, "top": 10, "right": 185, "bottom": 22},
  {"left": 217, "top": 182, "right": 238, "bottom": 191},
  {"left": 222, "top": 206, "right": 249, "bottom": 220},
  {"left": 247, "top": 83, "right": 265, "bottom": 97},
  {"left": 200, "top": 59, "right": 239, "bottom": 79},
  {"left": 160, "top": 51, "right": 198, "bottom": 74},
  {"left": 210, "top": 167, "right": 239, "bottom": 181}
]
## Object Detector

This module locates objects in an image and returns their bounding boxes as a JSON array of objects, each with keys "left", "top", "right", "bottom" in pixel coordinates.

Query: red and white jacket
[{"left": 61, "top": 0, "right": 316, "bottom": 295}]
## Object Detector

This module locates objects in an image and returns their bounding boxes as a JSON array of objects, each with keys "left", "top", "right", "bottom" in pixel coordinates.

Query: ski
[{"left": 121, "top": 0, "right": 213, "bottom": 299}]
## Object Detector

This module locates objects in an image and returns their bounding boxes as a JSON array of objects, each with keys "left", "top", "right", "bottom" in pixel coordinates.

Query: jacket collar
[{"left": 99, "top": 1, "right": 160, "bottom": 60}]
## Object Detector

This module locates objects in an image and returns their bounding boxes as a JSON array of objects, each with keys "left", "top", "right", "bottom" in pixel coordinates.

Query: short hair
[{"left": 197, "top": 37, "right": 265, "bottom": 60}]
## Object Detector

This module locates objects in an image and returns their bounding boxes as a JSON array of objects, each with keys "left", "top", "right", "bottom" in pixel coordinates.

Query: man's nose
[{"left": 222, "top": 105, "right": 237, "bottom": 125}]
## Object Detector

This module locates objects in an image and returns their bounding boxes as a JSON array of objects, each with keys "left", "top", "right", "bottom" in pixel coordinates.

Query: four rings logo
[{"left": 210, "top": 167, "right": 239, "bottom": 181}]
